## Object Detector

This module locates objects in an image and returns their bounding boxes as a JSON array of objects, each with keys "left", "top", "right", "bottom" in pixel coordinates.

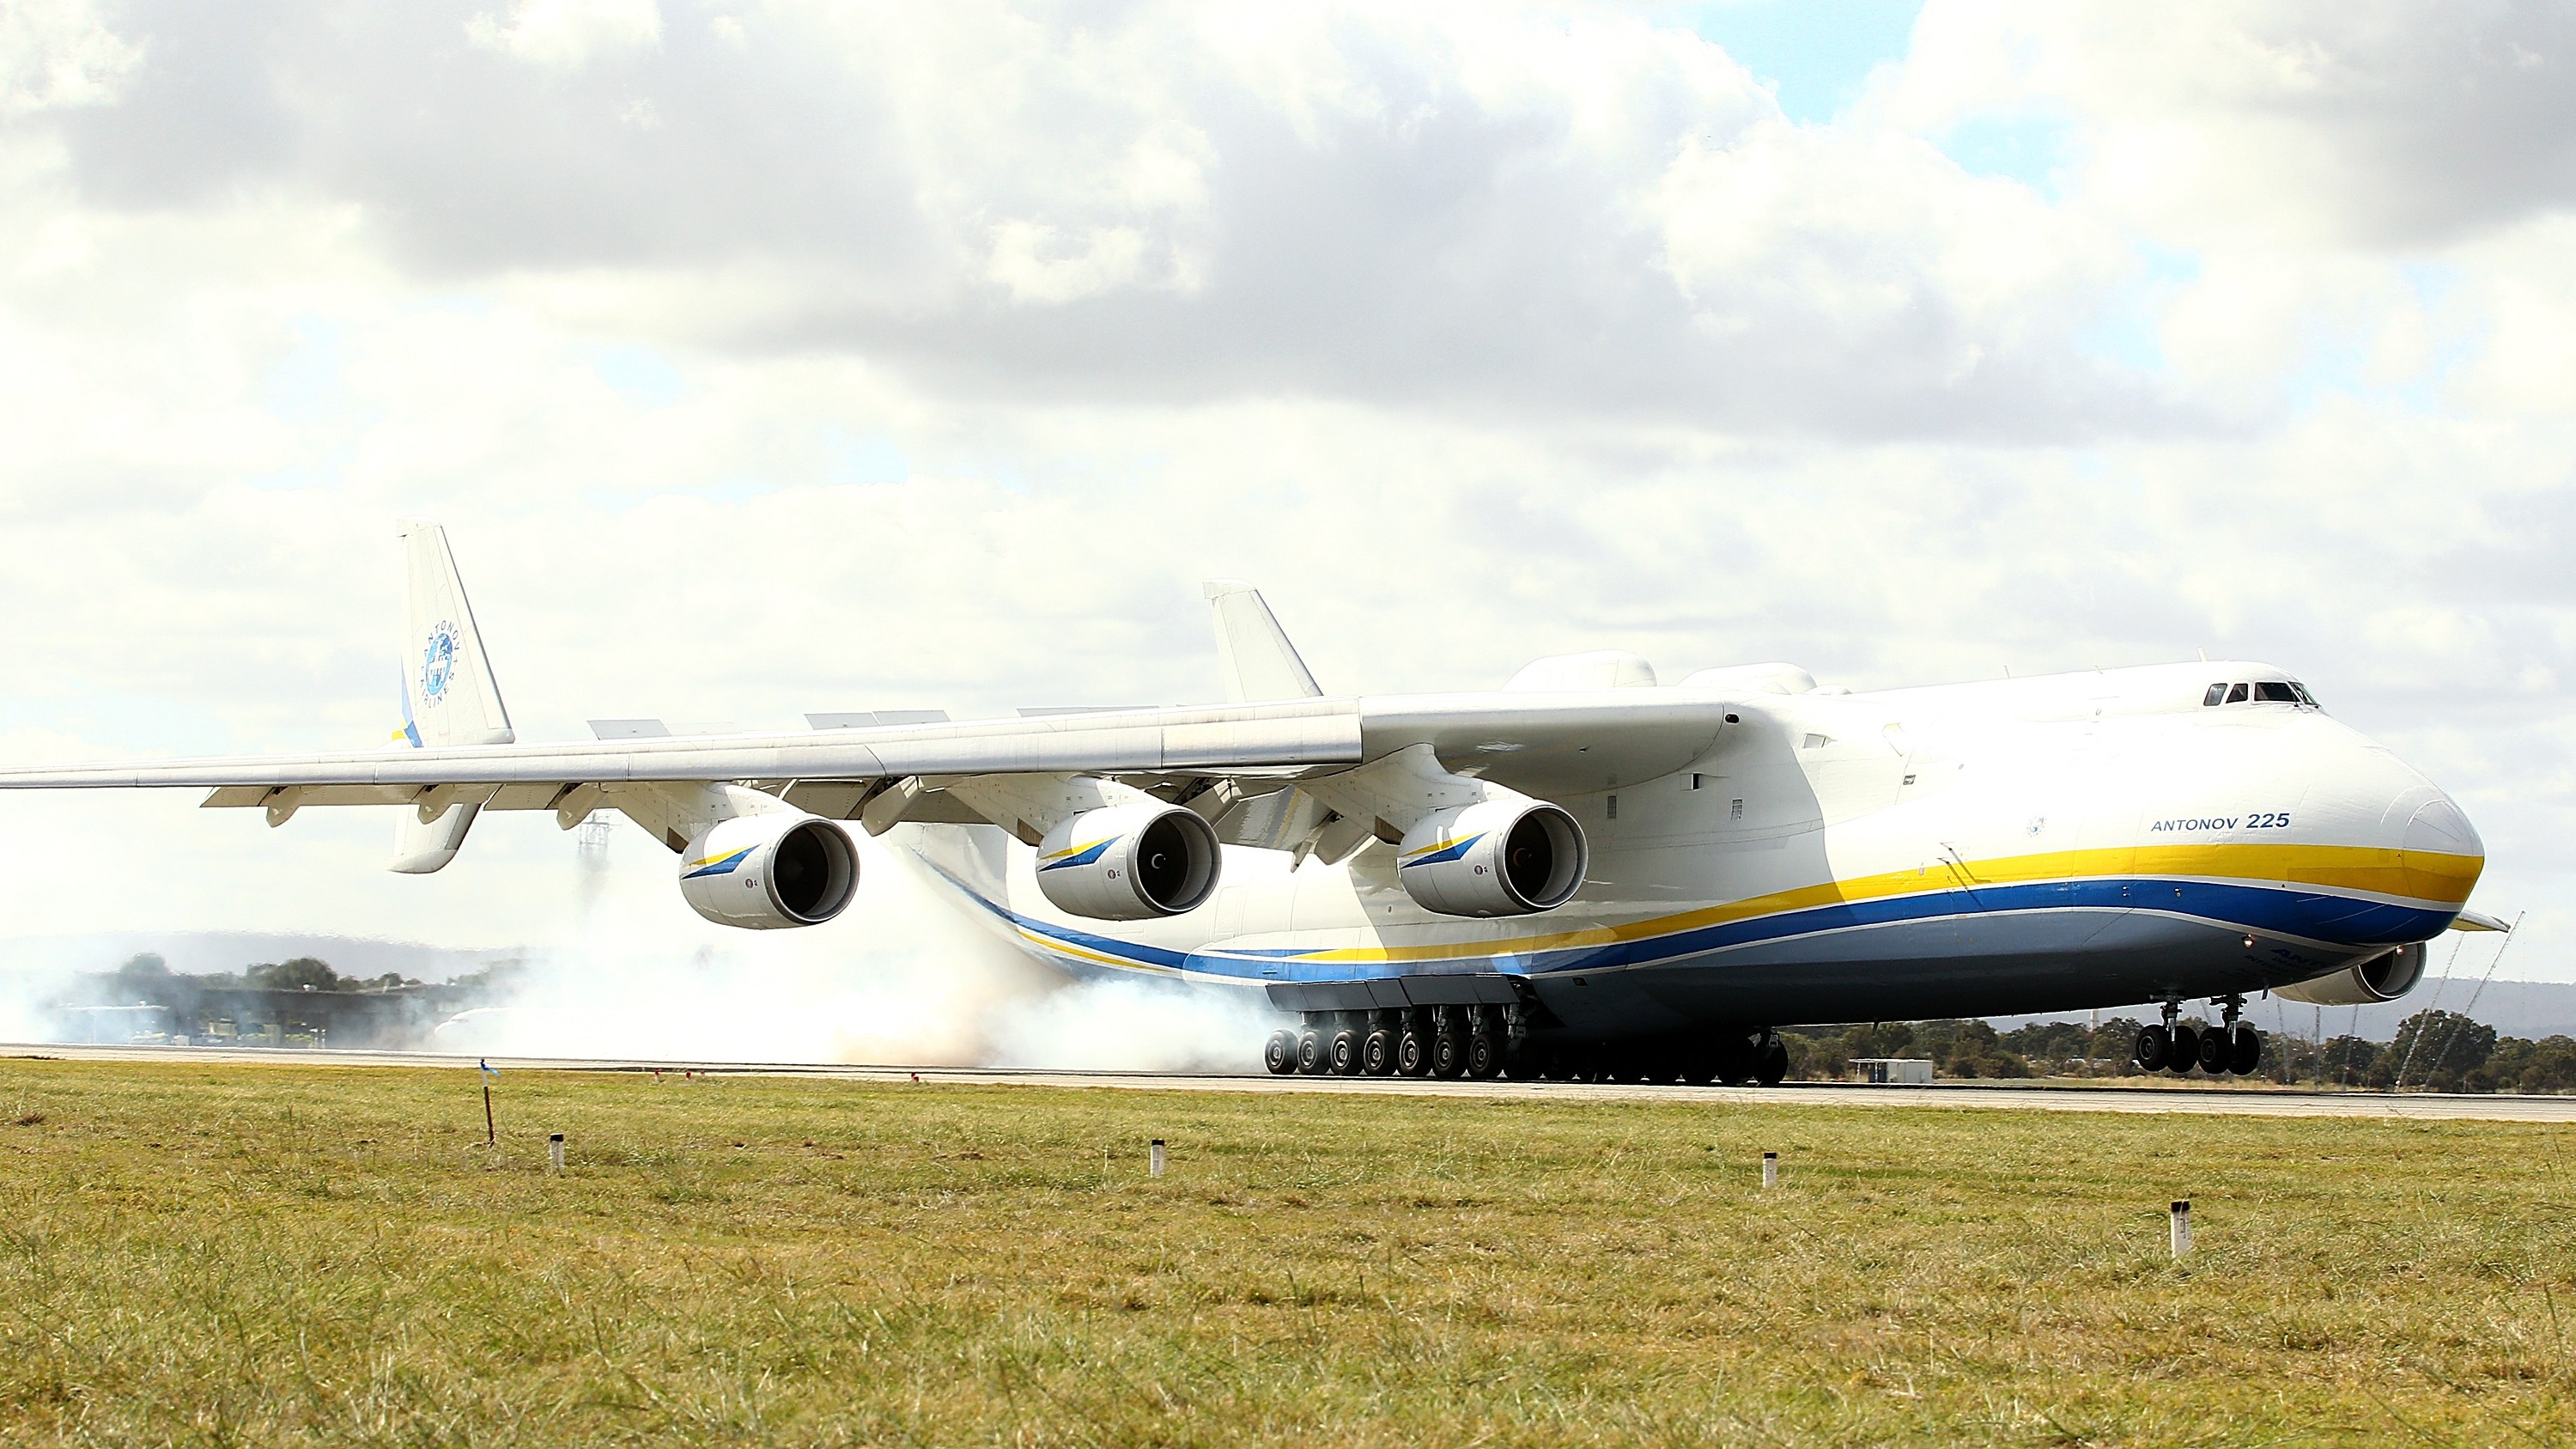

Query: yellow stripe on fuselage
[
  {"left": 1283, "top": 842, "right": 2482, "bottom": 966},
  {"left": 1014, "top": 926, "right": 1181, "bottom": 975}
]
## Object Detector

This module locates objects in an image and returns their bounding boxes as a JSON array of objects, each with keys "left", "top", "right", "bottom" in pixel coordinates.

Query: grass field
[{"left": 1, "top": 1058, "right": 2569, "bottom": 1446}]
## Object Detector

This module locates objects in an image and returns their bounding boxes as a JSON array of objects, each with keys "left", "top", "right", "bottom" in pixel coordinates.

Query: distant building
[{"left": 1850, "top": 1057, "right": 1935, "bottom": 1086}]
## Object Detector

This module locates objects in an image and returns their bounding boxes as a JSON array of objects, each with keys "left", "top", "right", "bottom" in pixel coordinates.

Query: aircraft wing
[
  {"left": 0, "top": 691, "right": 1731, "bottom": 837},
  {"left": 0, "top": 523, "right": 1734, "bottom": 865}
]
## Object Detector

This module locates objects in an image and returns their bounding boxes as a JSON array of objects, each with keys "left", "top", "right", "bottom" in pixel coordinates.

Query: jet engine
[
  {"left": 1396, "top": 798, "right": 1587, "bottom": 917},
  {"left": 1036, "top": 802, "right": 1221, "bottom": 920},
  {"left": 677, "top": 813, "right": 860, "bottom": 929},
  {"left": 2275, "top": 941, "right": 2427, "bottom": 1006}
]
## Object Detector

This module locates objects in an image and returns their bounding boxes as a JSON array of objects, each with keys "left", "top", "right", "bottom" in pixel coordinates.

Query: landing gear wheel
[
  {"left": 1295, "top": 1029, "right": 1327, "bottom": 1075},
  {"left": 2231, "top": 1026, "right": 2263, "bottom": 1076},
  {"left": 1756, "top": 1038, "right": 1789, "bottom": 1087},
  {"left": 1329, "top": 1028, "right": 1361, "bottom": 1076},
  {"left": 1362, "top": 1029, "right": 1395, "bottom": 1077},
  {"left": 1396, "top": 1028, "right": 1430, "bottom": 1077},
  {"left": 2133, "top": 1025, "right": 2170, "bottom": 1071},
  {"left": 2167, "top": 1024, "right": 2200, "bottom": 1075},
  {"left": 1501, "top": 1042, "right": 1538, "bottom": 1081},
  {"left": 2196, "top": 1025, "right": 2232, "bottom": 1075},
  {"left": 1431, "top": 1032, "right": 1467, "bottom": 1079},
  {"left": 1716, "top": 1037, "right": 1755, "bottom": 1087},
  {"left": 1263, "top": 1030, "right": 1297, "bottom": 1075},
  {"left": 1679, "top": 1055, "right": 1717, "bottom": 1087},
  {"left": 1466, "top": 1029, "right": 1502, "bottom": 1079}
]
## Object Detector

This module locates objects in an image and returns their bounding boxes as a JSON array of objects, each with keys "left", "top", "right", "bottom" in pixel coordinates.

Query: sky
[{"left": 1, "top": 0, "right": 2572, "bottom": 991}]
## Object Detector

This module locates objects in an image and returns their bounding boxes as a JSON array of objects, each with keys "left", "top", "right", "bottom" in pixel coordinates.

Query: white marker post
[
  {"left": 1762, "top": 1151, "right": 1778, "bottom": 1189},
  {"left": 2170, "top": 1199, "right": 2191, "bottom": 1257},
  {"left": 1150, "top": 1139, "right": 1167, "bottom": 1178},
  {"left": 549, "top": 1132, "right": 565, "bottom": 1174}
]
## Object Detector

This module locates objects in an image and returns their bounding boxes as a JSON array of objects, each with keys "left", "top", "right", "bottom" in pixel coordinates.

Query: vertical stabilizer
[
  {"left": 398, "top": 521, "right": 514, "bottom": 748},
  {"left": 1202, "top": 581, "right": 1323, "bottom": 703},
  {"left": 392, "top": 521, "right": 512, "bottom": 873}
]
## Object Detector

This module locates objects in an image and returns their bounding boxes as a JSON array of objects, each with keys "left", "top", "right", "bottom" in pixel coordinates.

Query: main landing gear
[
  {"left": 2132, "top": 995, "right": 2263, "bottom": 1077},
  {"left": 1264, "top": 1005, "right": 1518, "bottom": 1081},
  {"left": 1261, "top": 1014, "right": 1789, "bottom": 1087}
]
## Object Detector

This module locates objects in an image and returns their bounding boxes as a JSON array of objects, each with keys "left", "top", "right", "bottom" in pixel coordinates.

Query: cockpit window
[
  {"left": 2226, "top": 682, "right": 2250, "bottom": 703},
  {"left": 2291, "top": 681, "right": 2321, "bottom": 708},
  {"left": 2202, "top": 683, "right": 2227, "bottom": 706},
  {"left": 2254, "top": 681, "right": 2299, "bottom": 703}
]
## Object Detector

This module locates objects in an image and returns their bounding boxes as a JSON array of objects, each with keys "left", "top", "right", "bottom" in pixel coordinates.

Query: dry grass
[{"left": 1, "top": 1056, "right": 2570, "bottom": 1446}]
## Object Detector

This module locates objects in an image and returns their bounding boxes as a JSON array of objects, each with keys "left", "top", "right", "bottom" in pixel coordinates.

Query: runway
[{"left": 9, "top": 1041, "right": 2573, "bottom": 1122}]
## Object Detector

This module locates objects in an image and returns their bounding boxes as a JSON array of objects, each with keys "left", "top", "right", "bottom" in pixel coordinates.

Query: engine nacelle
[
  {"left": 1036, "top": 803, "right": 1221, "bottom": 920},
  {"left": 1396, "top": 798, "right": 1587, "bottom": 917},
  {"left": 677, "top": 813, "right": 860, "bottom": 929},
  {"left": 2275, "top": 941, "right": 2427, "bottom": 1006}
]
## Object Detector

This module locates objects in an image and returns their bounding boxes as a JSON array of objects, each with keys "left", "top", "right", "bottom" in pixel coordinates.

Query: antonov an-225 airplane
[{"left": 1, "top": 524, "right": 2499, "bottom": 1084}]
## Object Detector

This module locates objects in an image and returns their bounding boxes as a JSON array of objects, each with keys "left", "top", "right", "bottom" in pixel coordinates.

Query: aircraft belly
[{"left": 1590, "top": 910, "right": 2297, "bottom": 1026}]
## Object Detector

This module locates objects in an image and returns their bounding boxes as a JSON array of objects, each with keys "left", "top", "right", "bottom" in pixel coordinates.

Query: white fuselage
[{"left": 904, "top": 661, "right": 2482, "bottom": 1038}]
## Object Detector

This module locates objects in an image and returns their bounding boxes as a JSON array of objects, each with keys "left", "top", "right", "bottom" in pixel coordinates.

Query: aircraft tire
[
  {"left": 1465, "top": 1028, "right": 1502, "bottom": 1079},
  {"left": 1716, "top": 1033, "right": 1756, "bottom": 1086},
  {"left": 1362, "top": 1029, "right": 1395, "bottom": 1076},
  {"left": 2231, "top": 1026, "right": 2263, "bottom": 1076},
  {"left": 1501, "top": 1042, "right": 1538, "bottom": 1080},
  {"left": 2196, "top": 1026, "right": 2232, "bottom": 1075},
  {"left": 1431, "top": 1031, "right": 1467, "bottom": 1079},
  {"left": 1679, "top": 1056, "right": 1716, "bottom": 1086},
  {"left": 1329, "top": 1028, "right": 1362, "bottom": 1075},
  {"left": 1395, "top": 1028, "right": 1431, "bottom": 1077},
  {"left": 1296, "top": 1029, "right": 1327, "bottom": 1075},
  {"left": 2133, "top": 1025, "right": 2169, "bottom": 1070},
  {"left": 1263, "top": 1030, "right": 1297, "bottom": 1075},
  {"left": 2167, "top": 1025, "right": 2200, "bottom": 1074},
  {"left": 1756, "top": 1038, "right": 1789, "bottom": 1087}
]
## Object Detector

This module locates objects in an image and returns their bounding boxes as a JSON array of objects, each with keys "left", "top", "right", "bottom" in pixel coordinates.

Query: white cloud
[
  {"left": 1892, "top": 0, "right": 2576, "bottom": 250},
  {"left": 466, "top": 0, "right": 662, "bottom": 72},
  {"left": 0, "top": 0, "right": 140, "bottom": 116}
]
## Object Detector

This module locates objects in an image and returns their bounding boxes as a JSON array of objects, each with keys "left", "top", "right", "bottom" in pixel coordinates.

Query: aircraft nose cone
[
  {"left": 2398, "top": 794, "right": 2482, "bottom": 862},
  {"left": 2379, "top": 785, "right": 2484, "bottom": 921}
]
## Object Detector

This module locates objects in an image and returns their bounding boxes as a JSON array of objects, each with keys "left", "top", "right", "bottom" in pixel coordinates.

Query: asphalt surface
[{"left": 9, "top": 1041, "right": 2574, "bottom": 1122}]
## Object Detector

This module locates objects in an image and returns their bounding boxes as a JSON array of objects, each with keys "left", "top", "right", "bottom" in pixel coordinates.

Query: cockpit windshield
[{"left": 2202, "top": 679, "right": 2322, "bottom": 711}]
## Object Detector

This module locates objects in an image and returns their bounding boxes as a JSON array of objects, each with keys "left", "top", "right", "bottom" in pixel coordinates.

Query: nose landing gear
[{"left": 2132, "top": 996, "right": 2263, "bottom": 1077}]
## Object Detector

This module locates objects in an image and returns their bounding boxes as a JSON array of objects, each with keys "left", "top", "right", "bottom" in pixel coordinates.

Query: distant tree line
[
  {"left": 107, "top": 953, "right": 426, "bottom": 995},
  {"left": 1782, "top": 1009, "right": 2576, "bottom": 1094}
]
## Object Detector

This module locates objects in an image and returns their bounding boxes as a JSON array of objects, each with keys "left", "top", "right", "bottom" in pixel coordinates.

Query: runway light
[
  {"left": 2171, "top": 1199, "right": 2192, "bottom": 1257},
  {"left": 549, "top": 1132, "right": 565, "bottom": 1173},
  {"left": 1762, "top": 1151, "right": 1778, "bottom": 1189},
  {"left": 1150, "top": 1139, "right": 1167, "bottom": 1178}
]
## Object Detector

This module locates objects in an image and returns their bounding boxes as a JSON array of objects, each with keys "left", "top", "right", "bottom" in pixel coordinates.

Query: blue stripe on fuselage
[{"left": 921, "top": 861, "right": 2451, "bottom": 984}]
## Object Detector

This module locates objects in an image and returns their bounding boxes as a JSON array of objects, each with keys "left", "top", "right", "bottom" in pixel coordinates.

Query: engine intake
[
  {"left": 2275, "top": 941, "right": 2427, "bottom": 1006},
  {"left": 1397, "top": 799, "right": 1587, "bottom": 917},
  {"left": 1036, "top": 803, "right": 1221, "bottom": 920},
  {"left": 677, "top": 813, "right": 860, "bottom": 929}
]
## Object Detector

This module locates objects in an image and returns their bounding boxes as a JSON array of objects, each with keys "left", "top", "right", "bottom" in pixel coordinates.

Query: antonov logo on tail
[{"left": 420, "top": 621, "right": 459, "bottom": 704}]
